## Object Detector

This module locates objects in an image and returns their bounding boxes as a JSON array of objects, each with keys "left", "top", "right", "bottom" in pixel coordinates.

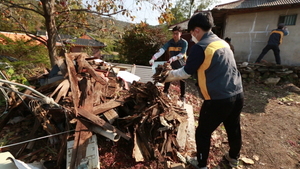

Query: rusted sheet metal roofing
[{"left": 215, "top": 0, "right": 300, "bottom": 9}]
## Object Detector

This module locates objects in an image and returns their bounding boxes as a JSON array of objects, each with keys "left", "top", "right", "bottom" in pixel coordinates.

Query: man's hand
[
  {"left": 149, "top": 59, "right": 155, "bottom": 65},
  {"left": 164, "top": 67, "right": 191, "bottom": 83},
  {"left": 168, "top": 56, "right": 178, "bottom": 63}
]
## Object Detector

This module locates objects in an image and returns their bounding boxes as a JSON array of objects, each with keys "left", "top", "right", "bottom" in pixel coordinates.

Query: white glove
[
  {"left": 164, "top": 67, "right": 191, "bottom": 82},
  {"left": 168, "top": 56, "right": 178, "bottom": 63},
  {"left": 149, "top": 59, "right": 155, "bottom": 65}
]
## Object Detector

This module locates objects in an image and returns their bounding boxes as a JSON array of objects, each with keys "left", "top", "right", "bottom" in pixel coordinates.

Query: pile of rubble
[
  {"left": 0, "top": 53, "right": 194, "bottom": 169},
  {"left": 237, "top": 62, "right": 300, "bottom": 87}
]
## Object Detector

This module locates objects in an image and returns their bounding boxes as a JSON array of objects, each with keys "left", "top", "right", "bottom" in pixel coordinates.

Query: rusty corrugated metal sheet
[{"left": 215, "top": 0, "right": 300, "bottom": 9}]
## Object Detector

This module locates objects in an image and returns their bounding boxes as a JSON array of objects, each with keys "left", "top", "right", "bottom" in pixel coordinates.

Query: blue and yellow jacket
[
  {"left": 268, "top": 28, "right": 289, "bottom": 45},
  {"left": 162, "top": 38, "right": 188, "bottom": 69},
  {"left": 184, "top": 31, "right": 243, "bottom": 100},
  {"left": 162, "top": 38, "right": 188, "bottom": 60}
]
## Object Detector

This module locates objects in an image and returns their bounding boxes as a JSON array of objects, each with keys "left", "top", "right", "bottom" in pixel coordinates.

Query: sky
[{"left": 114, "top": 0, "right": 238, "bottom": 26}]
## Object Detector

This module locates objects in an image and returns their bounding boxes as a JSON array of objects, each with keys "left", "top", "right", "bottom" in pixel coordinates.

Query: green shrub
[
  {"left": 0, "top": 34, "right": 50, "bottom": 79},
  {"left": 116, "top": 24, "right": 169, "bottom": 66}
]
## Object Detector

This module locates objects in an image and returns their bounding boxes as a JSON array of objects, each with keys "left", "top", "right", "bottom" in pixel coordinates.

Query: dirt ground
[
  {"left": 181, "top": 79, "right": 300, "bottom": 169},
  {"left": 0, "top": 78, "right": 299, "bottom": 169},
  {"left": 237, "top": 83, "right": 300, "bottom": 169}
]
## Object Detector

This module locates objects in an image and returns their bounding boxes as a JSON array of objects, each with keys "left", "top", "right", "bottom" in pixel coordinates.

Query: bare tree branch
[
  {"left": 6, "top": 28, "right": 47, "bottom": 46},
  {"left": 58, "top": 8, "right": 127, "bottom": 17},
  {"left": 1, "top": 1, "right": 44, "bottom": 16},
  {"left": 7, "top": 15, "right": 47, "bottom": 46}
]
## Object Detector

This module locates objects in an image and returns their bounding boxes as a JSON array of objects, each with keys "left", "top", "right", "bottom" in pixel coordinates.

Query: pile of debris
[
  {"left": 152, "top": 62, "right": 172, "bottom": 83},
  {"left": 0, "top": 53, "right": 192, "bottom": 168},
  {"left": 237, "top": 62, "right": 300, "bottom": 87}
]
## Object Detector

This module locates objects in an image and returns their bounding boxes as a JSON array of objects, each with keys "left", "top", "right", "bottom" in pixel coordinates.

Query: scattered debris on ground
[
  {"left": 1, "top": 55, "right": 300, "bottom": 169},
  {"left": 0, "top": 53, "right": 196, "bottom": 169}
]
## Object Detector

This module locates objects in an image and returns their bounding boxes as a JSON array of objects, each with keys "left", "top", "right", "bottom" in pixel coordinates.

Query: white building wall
[{"left": 224, "top": 8, "right": 300, "bottom": 66}]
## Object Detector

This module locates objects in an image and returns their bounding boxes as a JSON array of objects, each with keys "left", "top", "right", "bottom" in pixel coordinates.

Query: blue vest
[{"left": 196, "top": 32, "right": 243, "bottom": 100}]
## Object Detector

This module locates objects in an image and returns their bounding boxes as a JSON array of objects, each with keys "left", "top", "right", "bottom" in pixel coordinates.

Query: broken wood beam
[
  {"left": 69, "top": 120, "right": 92, "bottom": 169},
  {"left": 78, "top": 107, "right": 130, "bottom": 140},
  {"left": 93, "top": 100, "right": 123, "bottom": 115},
  {"left": 65, "top": 53, "right": 80, "bottom": 116},
  {"left": 76, "top": 53, "right": 107, "bottom": 85}
]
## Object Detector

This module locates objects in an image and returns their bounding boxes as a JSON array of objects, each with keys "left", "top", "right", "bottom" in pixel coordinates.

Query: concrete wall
[{"left": 224, "top": 8, "right": 300, "bottom": 66}]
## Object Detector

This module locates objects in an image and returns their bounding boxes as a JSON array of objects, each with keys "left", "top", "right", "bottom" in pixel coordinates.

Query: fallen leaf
[
  {"left": 241, "top": 157, "right": 255, "bottom": 165},
  {"left": 253, "top": 155, "right": 259, "bottom": 161},
  {"left": 277, "top": 101, "right": 284, "bottom": 105}
]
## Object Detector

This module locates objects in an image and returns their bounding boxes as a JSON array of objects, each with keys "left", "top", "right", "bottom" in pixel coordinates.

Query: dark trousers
[
  {"left": 196, "top": 93, "right": 244, "bottom": 167},
  {"left": 255, "top": 45, "right": 281, "bottom": 64},
  {"left": 163, "top": 80, "right": 185, "bottom": 97}
]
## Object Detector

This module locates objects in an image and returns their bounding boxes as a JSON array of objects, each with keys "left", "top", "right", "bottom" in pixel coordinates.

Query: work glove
[
  {"left": 149, "top": 56, "right": 156, "bottom": 65},
  {"left": 164, "top": 67, "right": 191, "bottom": 83},
  {"left": 168, "top": 56, "right": 178, "bottom": 63},
  {"left": 149, "top": 59, "right": 155, "bottom": 65}
]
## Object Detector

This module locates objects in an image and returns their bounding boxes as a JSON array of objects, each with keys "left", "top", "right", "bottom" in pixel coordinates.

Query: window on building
[{"left": 278, "top": 14, "right": 297, "bottom": 25}]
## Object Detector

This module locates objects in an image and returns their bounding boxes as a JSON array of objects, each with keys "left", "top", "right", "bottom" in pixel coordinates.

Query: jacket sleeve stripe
[
  {"left": 198, "top": 40, "right": 229, "bottom": 100},
  {"left": 270, "top": 30, "right": 284, "bottom": 44},
  {"left": 169, "top": 47, "right": 182, "bottom": 52}
]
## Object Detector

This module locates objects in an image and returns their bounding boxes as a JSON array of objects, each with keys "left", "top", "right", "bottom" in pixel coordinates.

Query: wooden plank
[
  {"left": 165, "top": 133, "right": 173, "bottom": 154},
  {"left": 76, "top": 54, "right": 107, "bottom": 85},
  {"left": 103, "top": 109, "right": 119, "bottom": 124},
  {"left": 56, "top": 126, "right": 70, "bottom": 167},
  {"left": 56, "top": 57, "right": 68, "bottom": 76},
  {"left": 132, "top": 125, "right": 144, "bottom": 162},
  {"left": 70, "top": 120, "right": 92, "bottom": 169},
  {"left": 65, "top": 53, "right": 80, "bottom": 116},
  {"left": 93, "top": 80, "right": 103, "bottom": 106},
  {"left": 49, "top": 79, "right": 70, "bottom": 103},
  {"left": 176, "top": 118, "right": 188, "bottom": 152},
  {"left": 93, "top": 99, "right": 123, "bottom": 115},
  {"left": 170, "top": 163, "right": 185, "bottom": 169},
  {"left": 78, "top": 77, "right": 91, "bottom": 107},
  {"left": 70, "top": 77, "right": 94, "bottom": 169},
  {"left": 36, "top": 79, "right": 64, "bottom": 94},
  {"left": 78, "top": 107, "right": 130, "bottom": 140},
  {"left": 184, "top": 104, "right": 197, "bottom": 154}
]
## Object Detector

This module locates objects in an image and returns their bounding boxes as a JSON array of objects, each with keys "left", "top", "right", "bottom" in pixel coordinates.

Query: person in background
[
  {"left": 225, "top": 37, "right": 235, "bottom": 54},
  {"left": 149, "top": 26, "right": 188, "bottom": 102},
  {"left": 160, "top": 12, "right": 244, "bottom": 169},
  {"left": 255, "top": 23, "right": 289, "bottom": 65}
]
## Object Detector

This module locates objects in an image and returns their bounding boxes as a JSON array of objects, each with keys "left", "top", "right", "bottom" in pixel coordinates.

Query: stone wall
[{"left": 237, "top": 62, "right": 300, "bottom": 87}]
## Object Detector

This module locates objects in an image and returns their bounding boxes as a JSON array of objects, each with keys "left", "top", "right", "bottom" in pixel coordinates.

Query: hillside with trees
[{"left": 0, "top": 0, "right": 173, "bottom": 67}]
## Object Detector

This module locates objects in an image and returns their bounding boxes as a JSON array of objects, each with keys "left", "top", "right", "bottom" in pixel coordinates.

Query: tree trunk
[
  {"left": 188, "top": 0, "right": 194, "bottom": 18},
  {"left": 42, "top": 0, "right": 58, "bottom": 67}
]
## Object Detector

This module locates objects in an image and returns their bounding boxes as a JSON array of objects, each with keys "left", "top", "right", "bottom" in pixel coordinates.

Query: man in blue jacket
[
  {"left": 159, "top": 12, "right": 244, "bottom": 169},
  {"left": 255, "top": 23, "right": 289, "bottom": 65},
  {"left": 149, "top": 26, "right": 188, "bottom": 102}
]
